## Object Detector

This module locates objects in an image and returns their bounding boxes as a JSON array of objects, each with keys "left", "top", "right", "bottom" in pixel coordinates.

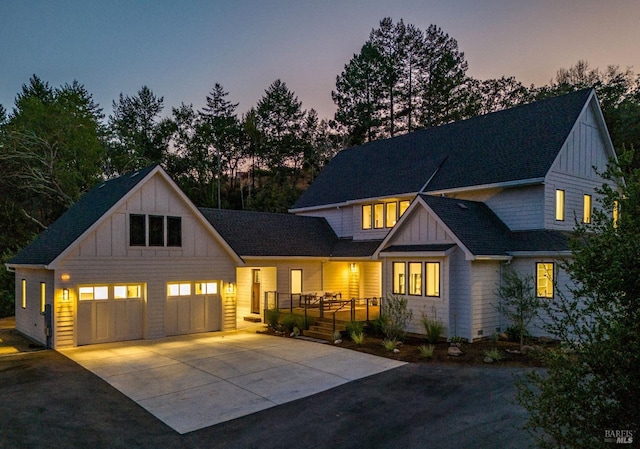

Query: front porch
[{"left": 263, "top": 292, "right": 382, "bottom": 340}]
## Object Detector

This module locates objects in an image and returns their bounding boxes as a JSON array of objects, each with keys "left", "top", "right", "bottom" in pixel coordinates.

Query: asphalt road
[{"left": 0, "top": 348, "right": 538, "bottom": 449}]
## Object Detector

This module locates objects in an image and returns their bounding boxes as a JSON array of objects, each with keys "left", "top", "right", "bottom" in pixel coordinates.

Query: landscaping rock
[
  {"left": 484, "top": 356, "right": 494, "bottom": 363},
  {"left": 448, "top": 346, "right": 463, "bottom": 357},
  {"left": 498, "top": 332, "right": 509, "bottom": 341},
  {"left": 393, "top": 348, "right": 400, "bottom": 354},
  {"left": 533, "top": 345, "right": 543, "bottom": 352},
  {"left": 521, "top": 345, "right": 535, "bottom": 355},
  {"left": 538, "top": 336, "right": 554, "bottom": 343},
  {"left": 334, "top": 339, "right": 342, "bottom": 345}
]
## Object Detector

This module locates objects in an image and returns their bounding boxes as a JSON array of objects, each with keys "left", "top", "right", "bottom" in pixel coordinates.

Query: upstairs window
[
  {"left": 149, "top": 215, "right": 164, "bottom": 246},
  {"left": 167, "top": 216, "right": 182, "bottom": 247},
  {"left": 536, "top": 263, "right": 554, "bottom": 298},
  {"left": 555, "top": 190, "right": 565, "bottom": 221},
  {"left": 583, "top": 194, "right": 592, "bottom": 224},
  {"left": 130, "top": 214, "right": 146, "bottom": 246},
  {"left": 386, "top": 202, "right": 397, "bottom": 228},
  {"left": 374, "top": 204, "right": 384, "bottom": 229},
  {"left": 362, "top": 205, "right": 372, "bottom": 230},
  {"left": 399, "top": 200, "right": 410, "bottom": 217}
]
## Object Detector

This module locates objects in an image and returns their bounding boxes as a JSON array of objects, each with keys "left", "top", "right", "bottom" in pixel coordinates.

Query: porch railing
[{"left": 264, "top": 291, "right": 382, "bottom": 333}]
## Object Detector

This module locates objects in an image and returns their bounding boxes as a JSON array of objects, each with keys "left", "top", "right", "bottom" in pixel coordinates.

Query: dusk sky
[{"left": 2, "top": 0, "right": 639, "bottom": 120}]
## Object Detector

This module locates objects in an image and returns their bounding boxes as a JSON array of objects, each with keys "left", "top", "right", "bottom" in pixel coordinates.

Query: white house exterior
[{"left": 7, "top": 89, "right": 616, "bottom": 348}]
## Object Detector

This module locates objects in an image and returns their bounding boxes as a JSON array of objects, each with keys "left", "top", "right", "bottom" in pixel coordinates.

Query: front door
[{"left": 251, "top": 269, "right": 261, "bottom": 314}]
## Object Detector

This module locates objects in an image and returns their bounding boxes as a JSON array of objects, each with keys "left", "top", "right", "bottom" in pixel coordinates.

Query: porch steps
[
  {"left": 304, "top": 318, "right": 348, "bottom": 341},
  {"left": 243, "top": 316, "right": 262, "bottom": 323}
]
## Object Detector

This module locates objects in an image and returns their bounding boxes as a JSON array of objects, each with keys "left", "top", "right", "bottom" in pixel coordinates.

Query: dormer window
[
  {"left": 361, "top": 200, "right": 410, "bottom": 230},
  {"left": 130, "top": 214, "right": 182, "bottom": 247},
  {"left": 583, "top": 194, "right": 592, "bottom": 224}
]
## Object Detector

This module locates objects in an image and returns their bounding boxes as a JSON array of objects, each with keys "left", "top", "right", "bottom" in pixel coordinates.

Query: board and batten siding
[
  {"left": 386, "top": 204, "right": 455, "bottom": 246},
  {"left": 545, "top": 101, "right": 613, "bottom": 231},
  {"left": 52, "top": 172, "right": 238, "bottom": 347}
]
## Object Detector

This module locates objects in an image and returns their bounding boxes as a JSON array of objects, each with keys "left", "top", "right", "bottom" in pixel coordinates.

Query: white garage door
[
  {"left": 77, "top": 284, "right": 144, "bottom": 345},
  {"left": 166, "top": 282, "right": 221, "bottom": 336}
]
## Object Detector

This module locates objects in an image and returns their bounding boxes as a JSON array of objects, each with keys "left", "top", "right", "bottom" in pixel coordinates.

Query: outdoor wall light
[
  {"left": 226, "top": 282, "right": 236, "bottom": 294},
  {"left": 350, "top": 263, "right": 357, "bottom": 273},
  {"left": 61, "top": 273, "right": 70, "bottom": 281},
  {"left": 62, "top": 288, "right": 69, "bottom": 301}
]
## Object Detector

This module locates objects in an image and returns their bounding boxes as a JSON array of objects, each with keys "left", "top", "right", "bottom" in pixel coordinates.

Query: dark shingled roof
[
  {"left": 418, "top": 195, "right": 570, "bottom": 256},
  {"left": 199, "top": 208, "right": 337, "bottom": 257},
  {"left": 8, "top": 165, "right": 157, "bottom": 266},
  {"left": 293, "top": 89, "right": 592, "bottom": 210},
  {"left": 200, "top": 209, "right": 382, "bottom": 258}
]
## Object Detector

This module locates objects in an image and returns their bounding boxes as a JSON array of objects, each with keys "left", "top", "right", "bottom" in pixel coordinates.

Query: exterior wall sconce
[
  {"left": 62, "top": 288, "right": 69, "bottom": 301},
  {"left": 350, "top": 263, "right": 357, "bottom": 273},
  {"left": 61, "top": 274, "right": 70, "bottom": 281},
  {"left": 226, "top": 282, "right": 236, "bottom": 294}
]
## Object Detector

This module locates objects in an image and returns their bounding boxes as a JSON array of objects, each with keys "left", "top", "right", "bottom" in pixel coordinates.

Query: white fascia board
[
  {"left": 508, "top": 251, "right": 572, "bottom": 258},
  {"left": 378, "top": 251, "right": 449, "bottom": 258},
  {"left": 425, "top": 178, "right": 545, "bottom": 196},
  {"left": 473, "top": 255, "right": 513, "bottom": 261},
  {"left": 241, "top": 256, "right": 330, "bottom": 262},
  {"left": 5, "top": 263, "right": 48, "bottom": 270},
  {"left": 328, "top": 256, "right": 375, "bottom": 261},
  {"left": 289, "top": 192, "right": 420, "bottom": 214}
]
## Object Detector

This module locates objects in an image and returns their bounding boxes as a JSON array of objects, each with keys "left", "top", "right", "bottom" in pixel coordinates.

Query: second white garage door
[{"left": 166, "top": 281, "right": 221, "bottom": 336}]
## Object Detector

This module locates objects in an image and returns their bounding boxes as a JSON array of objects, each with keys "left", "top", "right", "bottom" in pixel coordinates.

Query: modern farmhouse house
[{"left": 7, "top": 88, "right": 616, "bottom": 348}]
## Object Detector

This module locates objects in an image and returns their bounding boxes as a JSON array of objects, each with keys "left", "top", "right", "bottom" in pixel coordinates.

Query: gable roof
[
  {"left": 292, "top": 89, "right": 594, "bottom": 210},
  {"left": 378, "top": 194, "right": 571, "bottom": 259},
  {"left": 7, "top": 165, "right": 157, "bottom": 266}
]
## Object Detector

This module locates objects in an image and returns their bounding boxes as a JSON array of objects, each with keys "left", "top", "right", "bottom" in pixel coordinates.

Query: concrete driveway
[{"left": 61, "top": 330, "right": 405, "bottom": 434}]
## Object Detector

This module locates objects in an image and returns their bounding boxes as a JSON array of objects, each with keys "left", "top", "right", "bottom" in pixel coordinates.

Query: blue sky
[{"left": 1, "top": 0, "right": 639, "bottom": 120}]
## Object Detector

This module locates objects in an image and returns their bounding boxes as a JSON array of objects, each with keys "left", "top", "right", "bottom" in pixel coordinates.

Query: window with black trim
[
  {"left": 392, "top": 262, "right": 405, "bottom": 294},
  {"left": 426, "top": 262, "right": 440, "bottom": 297},
  {"left": 374, "top": 203, "right": 384, "bottom": 228},
  {"left": 130, "top": 214, "right": 146, "bottom": 246},
  {"left": 408, "top": 262, "right": 422, "bottom": 295},
  {"left": 167, "top": 216, "right": 182, "bottom": 247},
  {"left": 149, "top": 215, "right": 164, "bottom": 246},
  {"left": 362, "top": 205, "right": 372, "bottom": 230},
  {"left": 536, "top": 262, "right": 554, "bottom": 298}
]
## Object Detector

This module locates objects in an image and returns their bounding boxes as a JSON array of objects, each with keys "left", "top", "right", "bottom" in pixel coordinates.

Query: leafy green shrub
[
  {"left": 420, "top": 315, "right": 444, "bottom": 343},
  {"left": 280, "top": 314, "right": 299, "bottom": 333},
  {"left": 350, "top": 330, "right": 365, "bottom": 345},
  {"left": 505, "top": 325, "right": 529, "bottom": 343},
  {"left": 346, "top": 320, "right": 364, "bottom": 335},
  {"left": 483, "top": 347, "right": 504, "bottom": 362},
  {"left": 332, "top": 330, "right": 342, "bottom": 341},
  {"left": 365, "top": 316, "right": 387, "bottom": 336},
  {"left": 381, "top": 295, "right": 413, "bottom": 342},
  {"left": 419, "top": 344, "right": 435, "bottom": 358},
  {"left": 265, "top": 308, "right": 280, "bottom": 329},
  {"left": 383, "top": 338, "right": 398, "bottom": 351}
]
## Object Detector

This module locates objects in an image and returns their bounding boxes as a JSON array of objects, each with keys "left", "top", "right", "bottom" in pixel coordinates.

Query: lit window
[
  {"left": 536, "top": 263, "right": 554, "bottom": 298},
  {"left": 362, "top": 205, "right": 372, "bottom": 230},
  {"left": 167, "top": 216, "right": 182, "bottom": 247},
  {"left": 149, "top": 215, "right": 164, "bottom": 246},
  {"left": 21, "top": 279, "right": 26, "bottom": 309},
  {"left": 79, "top": 286, "right": 109, "bottom": 300},
  {"left": 426, "top": 262, "right": 440, "bottom": 297},
  {"left": 408, "top": 262, "right": 422, "bottom": 295},
  {"left": 114, "top": 285, "right": 141, "bottom": 299},
  {"left": 583, "top": 194, "right": 592, "bottom": 224},
  {"left": 555, "top": 190, "right": 565, "bottom": 221},
  {"left": 613, "top": 200, "right": 619, "bottom": 228},
  {"left": 385, "top": 202, "right": 397, "bottom": 228},
  {"left": 168, "top": 283, "right": 191, "bottom": 297},
  {"left": 40, "top": 282, "right": 46, "bottom": 313},
  {"left": 392, "top": 262, "right": 405, "bottom": 294},
  {"left": 195, "top": 282, "right": 218, "bottom": 295},
  {"left": 399, "top": 200, "right": 410, "bottom": 217},
  {"left": 374, "top": 204, "right": 384, "bottom": 229},
  {"left": 290, "top": 269, "right": 302, "bottom": 295},
  {"left": 130, "top": 214, "right": 146, "bottom": 246}
]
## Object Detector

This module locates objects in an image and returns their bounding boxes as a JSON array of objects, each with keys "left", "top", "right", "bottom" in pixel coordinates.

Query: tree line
[{"left": 1, "top": 17, "right": 640, "bottom": 315}]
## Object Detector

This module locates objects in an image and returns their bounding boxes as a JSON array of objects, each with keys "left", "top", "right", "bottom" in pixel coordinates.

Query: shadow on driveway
[{"left": 1, "top": 342, "right": 538, "bottom": 449}]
